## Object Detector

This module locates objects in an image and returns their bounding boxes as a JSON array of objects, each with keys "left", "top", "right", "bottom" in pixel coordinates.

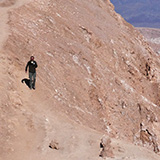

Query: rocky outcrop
[
  {"left": 0, "top": 0, "right": 160, "bottom": 159},
  {"left": 49, "top": 140, "right": 59, "bottom": 150},
  {"left": 99, "top": 136, "right": 114, "bottom": 158}
]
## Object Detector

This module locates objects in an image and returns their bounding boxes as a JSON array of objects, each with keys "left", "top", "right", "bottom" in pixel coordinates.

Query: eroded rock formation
[{"left": 0, "top": 0, "right": 160, "bottom": 159}]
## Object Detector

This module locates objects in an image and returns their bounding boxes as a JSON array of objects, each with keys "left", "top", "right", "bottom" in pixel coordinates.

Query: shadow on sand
[{"left": 21, "top": 78, "right": 30, "bottom": 89}]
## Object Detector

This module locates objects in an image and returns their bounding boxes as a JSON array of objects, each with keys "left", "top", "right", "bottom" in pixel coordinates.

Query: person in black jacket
[{"left": 25, "top": 56, "right": 38, "bottom": 90}]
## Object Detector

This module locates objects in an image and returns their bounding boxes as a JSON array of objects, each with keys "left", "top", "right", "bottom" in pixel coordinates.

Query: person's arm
[
  {"left": 35, "top": 61, "right": 38, "bottom": 68},
  {"left": 25, "top": 62, "right": 29, "bottom": 72}
]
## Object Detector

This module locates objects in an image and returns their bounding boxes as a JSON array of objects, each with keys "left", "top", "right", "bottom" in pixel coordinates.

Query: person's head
[{"left": 30, "top": 56, "right": 34, "bottom": 61}]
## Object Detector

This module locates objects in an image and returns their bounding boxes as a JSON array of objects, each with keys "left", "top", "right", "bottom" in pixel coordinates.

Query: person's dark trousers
[{"left": 29, "top": 72, "right": 36, "bottom": 89}]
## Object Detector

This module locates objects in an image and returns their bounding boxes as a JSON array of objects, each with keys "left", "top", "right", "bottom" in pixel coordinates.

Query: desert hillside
[{"left": 0, "top": 0, "right": 160, "bottom": 160}]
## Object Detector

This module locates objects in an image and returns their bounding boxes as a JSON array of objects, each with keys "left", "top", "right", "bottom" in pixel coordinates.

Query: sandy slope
[
  {"left": 3, "top": 69, "right": 160, "bottom": 160},
  {"left": 0, "top": 3, "right": 103, "bottom": 157},
  {"left": 0, "top": 0, "right": 160, "bottom": 160}
]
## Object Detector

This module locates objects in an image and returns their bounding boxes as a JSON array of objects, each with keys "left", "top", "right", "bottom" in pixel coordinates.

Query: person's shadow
[{"left": 21, "top": 78, "right": 30, "bottom": 88}]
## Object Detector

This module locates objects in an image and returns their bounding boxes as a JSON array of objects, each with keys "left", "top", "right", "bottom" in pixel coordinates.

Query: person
[{"left": 25, "top": 56, "right": 38, "bottom": 90}]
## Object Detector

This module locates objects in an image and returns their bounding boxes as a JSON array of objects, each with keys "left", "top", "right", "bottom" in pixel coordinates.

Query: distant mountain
[
  {"left": 110, "top": 0, "right": 160, "bottom": 28},
  {"left": 138, "top": 27, "right": 160, "bottom": 54}
]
